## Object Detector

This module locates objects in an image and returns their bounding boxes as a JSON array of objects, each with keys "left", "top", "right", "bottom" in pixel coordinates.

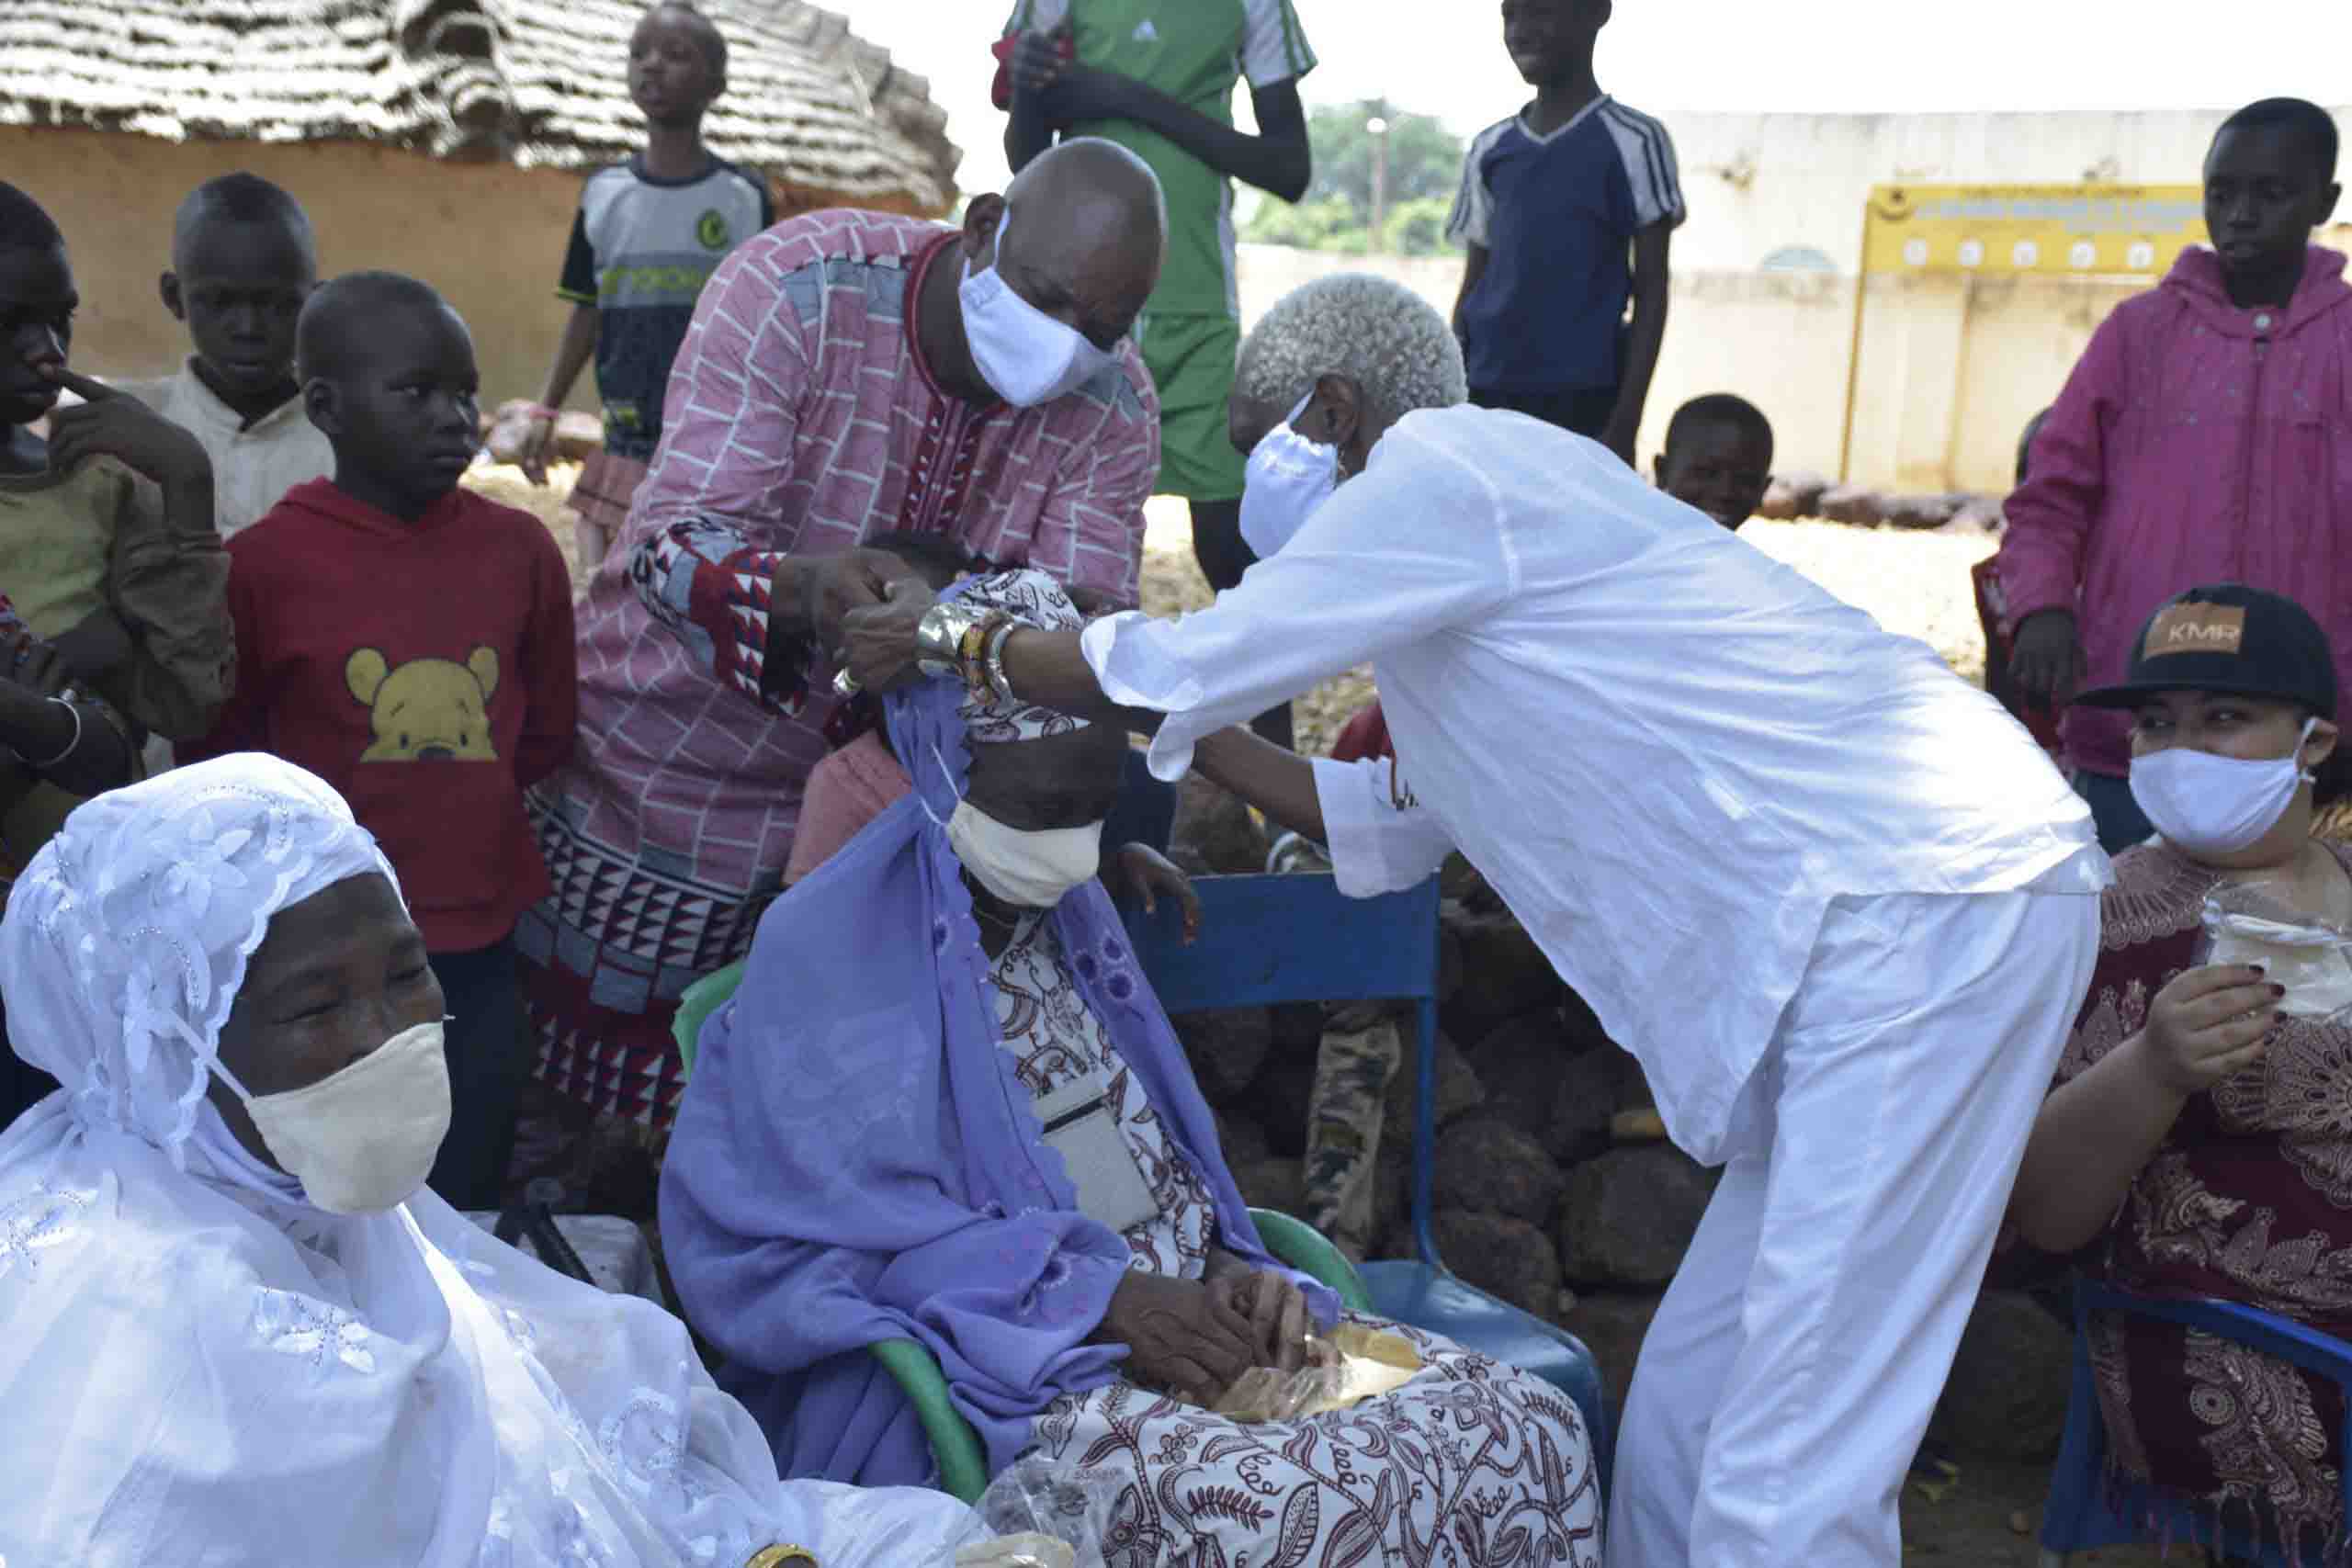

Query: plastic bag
[
  {"left": 2201, "top": 884, "right": 2352, "bottom": 1019},
  {"left": 1212, "top": 1325, "right": 1426, "bottom": 1422},
  {"left": 967, "top": 1458, "right": 1117, "bottom": 1566}
]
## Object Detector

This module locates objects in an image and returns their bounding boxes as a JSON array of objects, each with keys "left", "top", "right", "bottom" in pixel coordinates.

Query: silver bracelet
[
  {"left": 22, "top": 694, "right": 81, "bottom": 770},
  {"left": 981, "top": 619, "right": 1019, "bottom": 702},
  {"left": 914, "top": 601, "right": 989, "bottom": 682}
]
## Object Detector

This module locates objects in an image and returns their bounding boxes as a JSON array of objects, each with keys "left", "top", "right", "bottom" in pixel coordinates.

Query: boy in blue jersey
[
  {"left": 1446, "top": 0, "right": 1682, "bottom": 463},
  {"left": 516, "top": 2, "right": 772, "bottom": 569}
]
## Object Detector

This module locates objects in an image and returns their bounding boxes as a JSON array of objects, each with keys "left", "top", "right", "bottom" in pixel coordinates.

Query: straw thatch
[{"left": 0, "top": 0, "right": 958, "bottom": 214}]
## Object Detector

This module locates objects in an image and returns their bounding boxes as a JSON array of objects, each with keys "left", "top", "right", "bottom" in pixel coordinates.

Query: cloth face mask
[
  {"left": 959, "top": 210, "right": 1121, "bottom": 408},
  {"left": 214, "top": 1021, "right": 452, "bottom": 1214},
  {"left": 947, "top": 798, "right": 1104, "bottom": 908},
  {"left": 2130, "top": 717, "right": 2317, "bottom": 857},
  {"left": 1238, "top": 391, "right": 1341, "bottom": 559}
]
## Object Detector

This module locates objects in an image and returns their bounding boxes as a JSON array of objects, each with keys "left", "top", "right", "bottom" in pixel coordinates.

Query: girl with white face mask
[{"left": 2005, "top": 585, "right": 2352, "bottom": 1558}]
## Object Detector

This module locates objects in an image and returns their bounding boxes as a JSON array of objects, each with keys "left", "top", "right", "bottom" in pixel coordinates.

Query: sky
[{"left": 837, "top": 0, "right": 2352, "bottom": 202}]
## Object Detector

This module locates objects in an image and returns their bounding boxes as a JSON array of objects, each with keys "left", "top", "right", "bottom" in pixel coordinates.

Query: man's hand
[
  {"left": 2010, "top": 609, "right": 2086, "bottom": 707},
  {"left": 514, "top": 412, "right": 558, "bottom": 487},
  {"left": 1105, "top": 843, "right": 1201, "bottom": 943},
  {"left": 1097, "top": 1271, "right": 1258, "bottom": 1405},
  {"left": 839, "top": 577, "right": 938, "bottom": 694},
  {"left": 779, "top": 548, "right": 914, "bottom": 659},
  {"left": 1035, "top": 63, "right": 1137, "bottom": 128},
  {"left": 1010, "top": 27, "right": 1072, "bottom": 95},
  {"left": 1208, "top": 1267, "right": 1315, "bottom": 1376},
  {"left": 40, "top": 368, "right": 210, "bottom": 490},
  {"left": 2133, "top": 964, "right": 2280, "bottom": 1096}
]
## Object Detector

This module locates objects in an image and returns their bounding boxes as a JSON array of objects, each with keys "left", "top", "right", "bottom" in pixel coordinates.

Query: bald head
[
  {"left": 297, "top": 270, "right": 456, "bottom": 383},
  {"left": 1008, "top": 138, "right": 1166, "bottom": 265},
  {"left": 968, "top": 138, "right": 1165, "bottom": 351}
]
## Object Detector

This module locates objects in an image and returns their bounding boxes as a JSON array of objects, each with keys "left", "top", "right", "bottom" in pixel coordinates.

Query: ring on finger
[{"left": 832, "top": 668, "right": 861, "bottom": 699}]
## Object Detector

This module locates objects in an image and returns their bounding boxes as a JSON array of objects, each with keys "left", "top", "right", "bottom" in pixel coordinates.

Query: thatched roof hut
[
  {"left": 0, "top": 0, "right": 960, "bottom": 215},
  {"left": 1, "top": 0, "right": 962, "bottom": 398}
]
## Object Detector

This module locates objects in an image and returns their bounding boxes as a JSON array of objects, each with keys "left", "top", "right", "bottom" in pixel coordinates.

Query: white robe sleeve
[
  {"left": 1313, "top": 756, "right": 1457, "bottom": 897},
  {"left": 1081, "top": 415, "right": 1518, "bottom": 782}
]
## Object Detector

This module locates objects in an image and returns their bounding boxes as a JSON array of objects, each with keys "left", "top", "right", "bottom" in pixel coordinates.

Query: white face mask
[
  {"left": 1238, "top": 391, "right": 1342, "bottom": 560},
  {"left": 947, "top": 798, "right": 1104, "bottom": 908},
  {"left": 959, "top": 209, "right": 1121, "bottom": 408},
  {"left": 2130, "top": 717, "right": 2317, "bottom": 857},
  {"left": 213, "top": 1021, "right": 452, "bottom": 1214}
]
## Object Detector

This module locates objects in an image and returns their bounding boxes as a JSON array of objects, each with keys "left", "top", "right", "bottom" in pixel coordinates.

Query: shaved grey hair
[{"left": 1234, "top": 272, "right": 1467, "bottom": 429}]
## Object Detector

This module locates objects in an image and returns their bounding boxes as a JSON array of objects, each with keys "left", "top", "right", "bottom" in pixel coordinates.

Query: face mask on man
[
  {"left": 212, "top": 1020, "right": 452, "bottom": 1214},
  {"left": 2130, "top": 717, "right": 2318, "bottom": 857},
  {"left": 959, "top": 209, "right": 1121, "bottom": 408},
  {"left": 1238, "top": 391, "right": 1341, "bottom": 559},
  {"left": 947, "top": 799, "right": 1104, "bottom": 908}
]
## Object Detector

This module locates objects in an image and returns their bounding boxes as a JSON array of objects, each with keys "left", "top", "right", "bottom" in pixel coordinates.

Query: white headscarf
[
  {"left": 0, "top": 755, "right": 985, "bottom": 1566},
  {"left": 2, "top": 751, "right": 394, "bottom": 1165}
]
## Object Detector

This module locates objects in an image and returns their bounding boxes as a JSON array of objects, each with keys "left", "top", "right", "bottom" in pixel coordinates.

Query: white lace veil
[{"left": 0, "top": 752, "right": 395, "bottom": 1166}]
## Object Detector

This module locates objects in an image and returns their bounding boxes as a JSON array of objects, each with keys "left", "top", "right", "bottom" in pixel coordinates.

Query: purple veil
[{"left": 660, "top": 657, "right": 1334, "bottom": 1487}]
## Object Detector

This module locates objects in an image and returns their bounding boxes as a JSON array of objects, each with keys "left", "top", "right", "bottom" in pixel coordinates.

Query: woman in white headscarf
[{"left": 0, "top": 752, "right": 989, "bottom": 1567}]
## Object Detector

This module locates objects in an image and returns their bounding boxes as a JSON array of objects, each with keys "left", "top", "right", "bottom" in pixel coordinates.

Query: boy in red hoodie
[
  {"left": 186, "top": 271, "right": 578, "bottom": 1210},
  {"left": 1997, "top": 97, "right": 2347, "bottom": 852}
]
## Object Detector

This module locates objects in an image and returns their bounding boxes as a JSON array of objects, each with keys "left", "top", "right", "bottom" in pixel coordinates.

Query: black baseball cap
[{"left": 2075, "top": 583, "right": 2335, "bottom": 717}]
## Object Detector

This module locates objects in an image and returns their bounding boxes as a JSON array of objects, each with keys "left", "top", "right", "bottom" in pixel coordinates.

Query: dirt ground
[{"left": 467, "top": 466, "right": 2142, "bottom": 1563}]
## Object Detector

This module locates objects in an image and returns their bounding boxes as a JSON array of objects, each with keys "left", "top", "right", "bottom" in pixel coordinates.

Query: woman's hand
[
  {"left": 1096, "top": 1270, "right": 1257, "bottom": 1406},
  {"left": 2135, "top": 964, "right": 2281, "bottom": 1096},
  {"left": 1104, "top": 843, "right": 1201, "bottom": 942},
  {"left": 1209, "top": 1267, "right": 1316, "bottom": 1376},
  {"left": 840, "top": 578, "right": 938, "bottom": 694}
]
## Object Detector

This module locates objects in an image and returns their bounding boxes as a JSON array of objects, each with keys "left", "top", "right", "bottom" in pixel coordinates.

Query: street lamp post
[{"left": 1366, "top": 115, "right": 1390, "bottom": 252}]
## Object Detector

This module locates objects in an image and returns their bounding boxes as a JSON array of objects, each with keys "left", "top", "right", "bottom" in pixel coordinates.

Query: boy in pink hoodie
[{"left": 1998, "top": 97, "right": 2347, "bottom": 852}]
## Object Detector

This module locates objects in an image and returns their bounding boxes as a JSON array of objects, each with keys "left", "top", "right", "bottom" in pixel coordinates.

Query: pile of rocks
[
  {"left": 1164, "top": 778, "right": 2075, "bottom": 1463},
  {"left": 1758, "top": 470, "right": 2007, "bottom": 536}
]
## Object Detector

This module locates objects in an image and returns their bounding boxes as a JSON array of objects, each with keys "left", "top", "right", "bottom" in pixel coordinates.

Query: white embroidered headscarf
[
  {"left": 955, "top": 568, "right": 1092, "bottom": 744},
  {"left": 1, "top": 752, "right": 394, "bottom": 1166},
  {"left": 0, "top": 755, "right": 990, "bottom": 1564}
]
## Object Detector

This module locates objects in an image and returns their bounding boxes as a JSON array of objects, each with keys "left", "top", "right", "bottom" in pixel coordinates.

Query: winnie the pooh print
[{"left": 346, "top": 647, "right": 501, "bottom": 762}]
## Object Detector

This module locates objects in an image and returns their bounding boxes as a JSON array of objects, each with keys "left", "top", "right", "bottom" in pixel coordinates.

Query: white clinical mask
[
  {"left": 1238, "top": 392, "right": 1341, "bottom": 559},
  {"left": 947, "top": 798, "right": 1104, "bottom": 908},
  {"left": 213, "top": 1021, "right": 452, "bottom": 1214},
  {"left": 2130, "top": 717, "right": 2317, "bottom": 857},
  {"left": 959, "top": 209, "right": 1121, "bottom": 408}
]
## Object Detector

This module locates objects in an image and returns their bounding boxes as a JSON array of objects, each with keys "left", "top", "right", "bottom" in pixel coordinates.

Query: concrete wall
[
  {"left": 1236, "top": 244, "right": 2215, "bottom": 494},
  {"left": 10, "top": 127, "right": 599, "bottom": 412},
  {"left": 1661, "top": 107, "right": 2352, "bottom": 273}
]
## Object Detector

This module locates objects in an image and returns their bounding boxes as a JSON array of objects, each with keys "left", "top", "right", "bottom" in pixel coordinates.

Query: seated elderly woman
[
  {"left": 0, "top": 754, "right": 988, "bottom": 1566},
  {"left": 2007, "top": 585, "right": 2352, "bottom": 1562},
  {"left": 662, "top": 570, "right": 1600, "bottom": 1566}
]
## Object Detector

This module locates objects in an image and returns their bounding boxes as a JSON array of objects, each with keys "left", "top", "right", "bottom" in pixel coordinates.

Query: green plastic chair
[
  {"left": 671, "top": 959, "right": 744, "bottom": 1081},
  {"left": 669, "top": 964, "right": 1373, "bottom": 1502}
]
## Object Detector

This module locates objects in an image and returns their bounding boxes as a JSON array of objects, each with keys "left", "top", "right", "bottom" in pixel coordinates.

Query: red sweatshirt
[{"left": 186, "top": 479, "right": 578, "bottom": 952}]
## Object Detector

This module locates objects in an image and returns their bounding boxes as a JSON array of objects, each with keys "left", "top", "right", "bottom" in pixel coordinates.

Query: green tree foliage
[{"left": 1243, "top": 99, "right": 1464, "bottom": 254}]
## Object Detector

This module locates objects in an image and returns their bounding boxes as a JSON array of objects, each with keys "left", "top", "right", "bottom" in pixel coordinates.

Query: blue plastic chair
[
  {"left": 1125, "top": 871, "right": 1616, "bottom": 1498},
  {"left": 2039, "top": 1278, "right": 2352, "bottom": 1565}
]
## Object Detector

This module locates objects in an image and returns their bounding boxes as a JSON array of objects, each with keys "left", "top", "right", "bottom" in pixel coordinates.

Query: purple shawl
[{"left": 659, "top": 671, "right": 1334, "bottom": 1487}]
